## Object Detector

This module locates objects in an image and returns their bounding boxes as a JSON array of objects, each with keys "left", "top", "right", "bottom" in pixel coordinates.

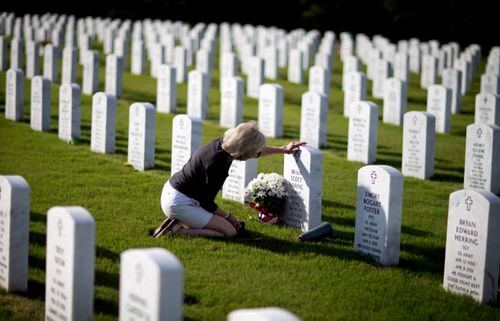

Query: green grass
[{"left": 1, "top": 43, "right": 499, "bottom": 321}]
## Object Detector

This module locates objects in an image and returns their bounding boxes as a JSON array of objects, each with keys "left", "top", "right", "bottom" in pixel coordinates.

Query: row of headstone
[{"left": 0, "top": 183, "right": 186, "bottom": 320}]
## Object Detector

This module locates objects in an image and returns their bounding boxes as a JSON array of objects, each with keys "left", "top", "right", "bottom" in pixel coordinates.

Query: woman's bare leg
[{"left": 174, "top": 215, "right": 236, "bottom": 238}]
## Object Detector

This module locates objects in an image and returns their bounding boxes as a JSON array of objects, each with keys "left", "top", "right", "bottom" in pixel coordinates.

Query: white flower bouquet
[{"left": 245, "top": 173, "right": 289, "bottom": 224}]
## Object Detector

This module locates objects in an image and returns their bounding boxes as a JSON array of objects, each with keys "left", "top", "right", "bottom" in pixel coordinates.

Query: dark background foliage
[{"left": 3, "top": 0, "right": 497, "bottom": 51}]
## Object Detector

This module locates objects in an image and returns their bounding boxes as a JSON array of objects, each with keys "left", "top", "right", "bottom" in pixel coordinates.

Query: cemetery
[{"left": 0, "top": 7, "right": 500, "bottom": 321}]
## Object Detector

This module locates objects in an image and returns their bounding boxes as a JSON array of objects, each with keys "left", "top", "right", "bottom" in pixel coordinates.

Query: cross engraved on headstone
[
  {"left": 135, "top": 262, "right": 143, "bottom": 283},
  {"left": 465, "top": 196, "right": 473, "bottom": 211},
  {"left": 179, "top": 119, "right": 184, "bottom": 130},
  {"left": 357, "top": 103, "right": 362, "bottom": 114},
  {"left": 57, "top": 218, "right": 63, "bottom": 237},
  {"left": 412, "top": 115, "right": 418, "bottom": 126},
  {"left": 477, "top": 128, "right": 482, "bottom": 138},
  {"left": 370, "top": 171, "right": 377, "bottom": 184},
  {"left": 484, "top": 96, "right": 488, "bottom": 104}
]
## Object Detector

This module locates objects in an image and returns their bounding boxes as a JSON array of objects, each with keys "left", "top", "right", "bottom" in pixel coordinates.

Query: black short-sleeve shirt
[{"left": 169, "top": 138, "right": 232, "bottom": 212}]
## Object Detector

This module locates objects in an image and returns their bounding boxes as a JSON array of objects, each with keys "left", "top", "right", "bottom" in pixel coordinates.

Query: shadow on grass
[
  {"left": 432, "top": 171, "right": 463, "bottom": 183},
  {"left": 30, "top": 211, "right": 46, "bottom": 223},
  {"left": 94, "top": 297, "right": 118, "bottom": 317},
  {"left": 214, "top": 228, "right": 443, "bottom": 276}
]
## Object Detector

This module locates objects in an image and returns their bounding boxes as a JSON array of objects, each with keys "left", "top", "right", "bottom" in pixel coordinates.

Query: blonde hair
[{"left": 222, "top": 122, "right": 266, "bottom": 159}]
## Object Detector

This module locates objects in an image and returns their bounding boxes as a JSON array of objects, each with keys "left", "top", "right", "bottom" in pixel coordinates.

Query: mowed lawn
[{"left": 1, "top": 43, "right": 499, "bottom": 321}]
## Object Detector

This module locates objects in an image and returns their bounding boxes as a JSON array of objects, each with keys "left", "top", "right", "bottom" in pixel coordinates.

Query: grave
[
  {"left": 474, "top": 93, "right": 499, "bottom": 126},
  {"left": 157, "top": 64, "right": 177, "bottom": 114},
  {"left": 171, "top": 115, "right": 202, "bottom": 175},
  {"left": 0, "top": 175, "right": 30, "bottom": 292},
  {"left": 187, "top": 70, "right": 209, "bottom": 120},
  {"left": 426, "top": 85, "right": 451, "bottom": 134},
  {"left": 91, "top": 92, "right": 117, "bottom": 154},
  {"left": 463, "top": 123, "right": 500, "bottom": 195},
  {"left": 30, "top": 76, "right": 51, "bottom": 132},
  {"left": 220, "top": 76, "right": 244, "bottom": 129},
  {"left": 300, "top": 91, "right": 328, "bottom": 148},
  {"left": 402, "top": 111, "right": 436, "bottom": 179},
  {"left": 347, "top": 101, "right": 379, "bottom": 164},
  {"left": 45, "top": 206, "right": 95, "bottom": 321},
  {"left": 283, "top": 145, "right": 323, "bottom": 231},
  {"left": 119, "top": 248, "right": 184, "bottom": 321},
  {"left": 128, "top": 103, "right": 156, "bottom": 171},
  {"left": 443, "top": 189, "right": 500, "bottom": 303},
  {"left": 5, "top": 68, "right": 24, "bottom": 122},
  {"left": 355, "top": 165, "right": 403, "bottom": 266},
  {"left": 383, "top": 78, "right": 407, "bottom": 126},
  {"left": 222, "top": 159, "right": 258, "bottom": 203},
  {"left": 258, "top": 84, "right": 284, "bottom": 138},
  {"left": 58, "top": 83, "right": 82, "bottom": 142}
]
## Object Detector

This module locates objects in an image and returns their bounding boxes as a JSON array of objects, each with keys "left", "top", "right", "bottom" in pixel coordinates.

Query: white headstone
[
  {"left": 0, "top": 176, "right": 30, "bottom": 292},
  {"left": 343, "top": 71, "right": 366, "bottom": 117},
  {"left": 157, "top": 64, "right": 177, "bottom": 114},
  {"left": 394, "top": 51, "right": 409, "bottom": 82},
  {"left": 421, "top": 55, "right": 438, "bottom": 89},
  {"left": 187, "top": 70, "right": 209, "bottom": 120},
  {"left": 442, "top": 68, "right": 462, "bottom": 114},
  {"left": 105, "top": 54, "right": 124, "bottom": 98},
  {"left": 220, "top": 76, "right": 244, "bottom": 129},
  {"left": 383, "top": 78, "right": 407, "bottom": 126},
  {"left": 58, "top": 83, "right": 81, "bottom": 142},
  {"left": 91, "top": 92, "right": 117, "bottom": 154},
  {"left": 258, "top": 84, "right": 284, "bottom": 138},
  {"left": 372, "top": 59, "right": 392, "bottom": 99},
  {"left": 308, "top": 65, "right": 329, "bottom": 97},
  {"left": 128, "top": 103, "right": 156, "bottom": 171},
  {"left": 131, "top": 40, "right": 145, "bottom": 75},
  {"left": 342, "top": 55, "right": 361, "bottom": 91},
  {"left": 355, "top": 165, "right": 403, "bottom": 266},
  {"left": 45, "top": 206, "right": 95, "bottom": 321},
  {"left": 119, "top": 248, "right": 184, "bottom": 321},
  {"left": 170, "top": 115, "right": 202, "bottom": 175},
  {"left": 300, "top": 91, "right": 328, "bottom": 148},
  {"left": 61, "top": 46, "right": 77, "bottom": 84},
  {"left": 455, "top": 59, "right": 471, "bottom": 95},
  {"left": 43, "top": 44, "right": 59, "bottom": 83},
  {"left": 463, "top": 123, "right": 500, "bottom": 195},
  {"left": 174, "top": 46, "right": 187, "bottom": 83},
  {"left": 283, "top": 146, "right": 323, "bottom": 231},
  {"left": 474, "top": 93, "right": 500, "bottom": 126},
  {"left": 26, "top": 41, "right": 40, "bottom": 78},
  {"left": 402, "top": 111, "right": 436, "bottom": 179},
  {"left": 82, "top": 50, "right": 99, "bottom": 95},
  {"left": 5, "top": 68, "right": 24, "bottom": 121},
  {"left": 288, "top": 49, "right": 304, "bottom": 84},
  {"left": 220, "top": 52, "right": 237, "bottom": 89},
  {"left": 347, "top": 101, "right": 379, "bottom": 164},
  {"left": 30, "top": 76, "right": 51, "bottom": 131},
  {"left": 10, "top": 38, "right": 22, "bottom": 70},
  {"left": 426, "top": 85, "right": 452, "bottom": 134},
  {"left": 264, "top": 47, "right": 278, "bottom": 80},
  {"left": 222, "top": 159, "right": 258, "bottom": 203},
  {"left": 480, "top": 73, "right": 500, "bottom": 95},
  {"left": 247, "top": 56, "right": 264, "bottom": 98},
  {"left": 0, "top": 36, "right": 7, "bottom": 71},
  {"left": 443, "top": 189, "right": 500, "bottom": 303},
  {"left": 228, "top": 307, "right": 302, "bottom": 321}
]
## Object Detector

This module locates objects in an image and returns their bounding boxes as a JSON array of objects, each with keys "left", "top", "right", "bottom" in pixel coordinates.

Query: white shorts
[{"left": 160, "top": 181, "right": 213, "bottom": 228}]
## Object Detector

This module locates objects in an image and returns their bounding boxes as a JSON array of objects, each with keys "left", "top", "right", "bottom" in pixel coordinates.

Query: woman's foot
[{"left": 152, "top": 217, "right": 182, "bottom": 238}]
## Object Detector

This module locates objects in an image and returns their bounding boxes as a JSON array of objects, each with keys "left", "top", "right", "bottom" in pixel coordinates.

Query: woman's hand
[
  {"left": 282, "top": 141, "right": 307, "bottom": 154},
  {"left": 227, "top": 214, "right": 241, "bottom": 229}
]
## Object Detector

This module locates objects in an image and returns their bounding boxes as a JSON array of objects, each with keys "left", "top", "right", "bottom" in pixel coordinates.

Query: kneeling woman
[{"left": 154, "top": 122, "right": 305, "bottom": 238}]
